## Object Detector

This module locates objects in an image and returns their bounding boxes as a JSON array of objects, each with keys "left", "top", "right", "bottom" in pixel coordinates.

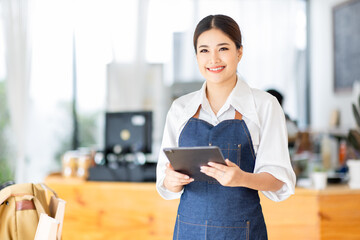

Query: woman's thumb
[{"left": 225, "top": 159, "right": 236, "bottom": 166}]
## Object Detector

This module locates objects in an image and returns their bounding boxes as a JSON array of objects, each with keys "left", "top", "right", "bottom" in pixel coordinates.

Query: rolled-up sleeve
[
  {"left": 156, "top": 104, "right": 183, "bottom": 200},
  {"left": 254, "top": 96, "right": 296, "bottom": 202}
]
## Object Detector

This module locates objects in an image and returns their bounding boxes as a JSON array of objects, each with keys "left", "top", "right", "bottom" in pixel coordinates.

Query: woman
[{"left": 156, "top": 14, "right": 296, "bottom": 239}]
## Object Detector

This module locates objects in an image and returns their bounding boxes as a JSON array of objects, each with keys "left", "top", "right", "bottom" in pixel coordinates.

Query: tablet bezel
[{"left": 163, "top": 146, "right": 226, "bottom": 181}]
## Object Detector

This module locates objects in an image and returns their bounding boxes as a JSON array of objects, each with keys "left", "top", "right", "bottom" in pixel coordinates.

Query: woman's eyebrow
[
  {"left": 217, "top": 43, "right": 230, "bottom": 47},
  {"left": 198, "top": 44, "right": 208, "bottom": 48},
  {"left": 198, "top": 42, "right": 230, "bottom": 48}
]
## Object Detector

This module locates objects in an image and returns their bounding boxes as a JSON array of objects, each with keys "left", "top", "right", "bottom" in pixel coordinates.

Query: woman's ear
[{"left": 237, "top": 46, "right": 243, "bottom": 61}]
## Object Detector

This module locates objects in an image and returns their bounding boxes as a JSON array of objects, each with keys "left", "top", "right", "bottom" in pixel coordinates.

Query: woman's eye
[
  {"left": 199, "top": 49, "right": 208, "bottom": 53},
  {"left": 219, "top": 47, "right": 229, "bottom": 51}
]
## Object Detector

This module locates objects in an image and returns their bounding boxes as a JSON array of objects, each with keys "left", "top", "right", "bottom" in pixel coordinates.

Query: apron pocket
[
  {"left": 219, "top": 143, "right": 241, "bottom": 166},
  {"left": 206, "top": 219, "right": 249, "bottom": 240},
  {"left": 175, "top": 215, "right": 250, "bottom": 240},
  {"left": 175, "top": 215, "right": 207, "bottom": 240}
]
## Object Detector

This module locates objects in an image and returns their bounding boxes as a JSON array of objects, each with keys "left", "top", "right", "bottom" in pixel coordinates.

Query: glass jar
[{"left": 62, "top": 151, "right": 79, "bottom": 178}]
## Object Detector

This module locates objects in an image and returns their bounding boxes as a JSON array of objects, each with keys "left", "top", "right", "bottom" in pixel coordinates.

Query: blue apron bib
[{"left": 173, "top": 108, "right": 267, "bottom": 240}]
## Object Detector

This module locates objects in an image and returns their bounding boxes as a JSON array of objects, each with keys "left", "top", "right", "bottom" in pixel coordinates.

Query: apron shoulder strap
[
  {"left": 235, "top": 110, "right": 243, "bottom": 120},
  {"left": 193, "top": 105, "right": 201, "bottom": 119},
  {"left": 193, "top": 106, "right": 243, "bottom": 120}
]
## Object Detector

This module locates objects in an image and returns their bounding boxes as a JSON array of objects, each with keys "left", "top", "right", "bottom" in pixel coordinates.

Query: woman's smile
[
  {"left": 207, "top": 66, "right": 226, "bottom": 73},
  {"left": 196, "top": 28, "right": 242, "bottom": 85}
]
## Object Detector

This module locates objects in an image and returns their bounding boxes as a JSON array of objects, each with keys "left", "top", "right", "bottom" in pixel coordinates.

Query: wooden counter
[{"left": 45, "top": 174, "right": 360, "bottom": 240}]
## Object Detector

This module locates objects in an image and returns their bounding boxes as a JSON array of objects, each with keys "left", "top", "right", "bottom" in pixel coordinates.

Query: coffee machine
[{"left": 88, "top": 111, "right": 156, "bottom": 182}]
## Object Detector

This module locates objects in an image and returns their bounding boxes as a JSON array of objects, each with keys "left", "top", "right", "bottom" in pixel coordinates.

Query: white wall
[{"left": 310, "top": 0, "right": 356, "bottom": 131}]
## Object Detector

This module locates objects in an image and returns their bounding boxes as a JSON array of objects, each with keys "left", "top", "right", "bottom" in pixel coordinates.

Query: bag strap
[
  {"left": 22, "top": 195, "right": 47, "bottom": 219},
  {"left": 1, "top": 183, "right": 54, "bottom": 219},
  {"left": 0, "top": 186, "right": 12, "bottom": 205},
  {"left": 39, "top": 183, "right": 58, "bottom": 198}
]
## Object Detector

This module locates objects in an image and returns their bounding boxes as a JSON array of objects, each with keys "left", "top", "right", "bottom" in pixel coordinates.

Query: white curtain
[
  {"left": 196, "top": 0, "right": 300, "bottom": 120},
  {"left": 234, "top": 0, "right": 300, "bottom": 120},
  {"left": 1, "top": 0, "right": 32, "bottom": 183},
  {"left": 146, "top": 0, "right": 303, "bottom": 121}
]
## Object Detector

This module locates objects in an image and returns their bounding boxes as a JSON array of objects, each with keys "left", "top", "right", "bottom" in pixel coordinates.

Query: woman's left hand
[{"left": 200, "top": 159, "right": 244, "bottom": 187}]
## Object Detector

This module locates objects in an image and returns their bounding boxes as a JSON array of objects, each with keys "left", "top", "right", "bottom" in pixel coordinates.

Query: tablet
[{"left": 163, "top": 146, "right": 226, "bottom": 181}]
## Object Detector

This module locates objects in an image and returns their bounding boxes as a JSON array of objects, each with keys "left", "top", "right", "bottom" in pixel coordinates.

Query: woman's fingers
[
  {"left": 167, "top": 177, "right": 193, "bottom": 185},
  {"left": 200, "top": 165, "right": 225, "bottom": 179},
  {"left": 207, "top": 162, "right": 227, "bottom": 171},
  {"left": 166, "top": 165, "right": 191, "bottom": 180},
  {"left": 207, "top": 159, "right": 236, "bottom": 169},
  {"left": 225, "top": 159, "right": 237, "bottom": 167},
  {"left": 200, "top": 159, "right": 231, "bottom": 178},
  {"left": 165, "top": 162, "right": 194, "bottom": 187},
  {"left": 166, "top": 162, "right": 174, "bottom": 170},
  {"left": 200, "top": 159, "right": 241, "bottom": 186}
]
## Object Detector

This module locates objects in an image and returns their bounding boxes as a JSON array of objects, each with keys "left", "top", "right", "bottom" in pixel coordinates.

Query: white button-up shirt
[{"left": 156, "top": 77, "right": 296, "bottom": 202}]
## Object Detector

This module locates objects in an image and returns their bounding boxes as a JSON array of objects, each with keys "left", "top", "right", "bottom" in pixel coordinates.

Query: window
[
  {"left": 24, "top": 0, "right": 141, "bottom": 181},
  {"left": 0, "top": 16, "right": 14, "bottom": 182},
  {"left": 2, "top": 0, "right": 308, "bottom": 182}
]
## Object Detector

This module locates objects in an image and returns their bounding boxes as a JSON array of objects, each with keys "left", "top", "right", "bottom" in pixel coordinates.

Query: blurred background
[
  {"left": 2, "top": 0, "right": 360, "bottom": 239},
  {"left": 0, "top": 0, "right": 358, "bottom": 184}
]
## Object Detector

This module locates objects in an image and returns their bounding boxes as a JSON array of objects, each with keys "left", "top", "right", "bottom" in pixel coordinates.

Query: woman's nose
[{"left": 210, "top": 51, "right": 220, "bottom": 64}]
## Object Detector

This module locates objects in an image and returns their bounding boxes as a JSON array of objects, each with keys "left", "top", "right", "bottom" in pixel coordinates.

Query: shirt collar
[
  {"left": 178, "top": 75, "right": 261, "bottom": 129},
  {"left": 177, "top": 82, "right": 205, "bottom": 127},
  {"left": 230, "top": 76, "right": 261, "bottom": 128}
]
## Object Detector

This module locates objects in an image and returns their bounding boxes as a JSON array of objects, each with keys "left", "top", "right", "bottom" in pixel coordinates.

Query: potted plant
[
  {"left": 0, "top": 81, "right": 14, "bottom": 184},
  {"left": 311, "top": 166, "right": 327, "bottom": 190},
  {"left": 347, "top": 96, "right": 360, "bottom": 189}
]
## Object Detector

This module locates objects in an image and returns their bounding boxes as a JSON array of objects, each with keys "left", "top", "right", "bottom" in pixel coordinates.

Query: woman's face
[{"left": 196, "top": 28, "right": 242, "bottom": 86}]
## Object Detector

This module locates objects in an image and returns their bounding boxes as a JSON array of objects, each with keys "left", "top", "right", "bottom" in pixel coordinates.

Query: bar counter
[{"left": 45, "top": 174, "right": 360, "bottom": 240}]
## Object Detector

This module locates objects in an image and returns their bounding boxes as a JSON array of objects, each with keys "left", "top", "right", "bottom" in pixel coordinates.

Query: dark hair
[
  {"left": 266, "top": 89, "right": 284, "bottom": 106},
  {"left": 193, "top": 14, "right": 242, "bottom": 53}
]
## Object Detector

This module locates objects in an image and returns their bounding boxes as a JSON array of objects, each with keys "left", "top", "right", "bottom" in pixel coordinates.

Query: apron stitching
[
  {"left": 205, "top": 220, "right": 207, "bottom": 240},
  {"left": 227, "top": 143, "right": 230, "bottom": 160},
  {"left": 206, "top": 225, "right": 248, "bottom": 229},
  {"left": 178, "top": 118, "right": 197, "bottom": 146},
  {"left": 192, "top": 118, "right": 216, "bottom": 127},
  {"left": 238, "top": 144, "right": 241, "bottom": 166},
  {"left": 179, "top": 118, "right": 213, "bottom": 146},
  {"left": 247, "top": 221, "right": 250, "bottom": 240},
  {"left": 178, "top": 219, "right": 248, "bottom": 228},
  {"left": 240, "top": 121, "right": 256, "bottom": 160},
  {"left": 177, "top": 215, "right": 180, "bottom": 240}
]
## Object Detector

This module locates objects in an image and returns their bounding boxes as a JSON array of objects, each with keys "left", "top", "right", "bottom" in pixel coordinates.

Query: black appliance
[
  {"left": 88, "top": 111, "right": 156, "bottom": 182},
  {"left": 105, "top": 111, "right": 152, "bottom": 157}
]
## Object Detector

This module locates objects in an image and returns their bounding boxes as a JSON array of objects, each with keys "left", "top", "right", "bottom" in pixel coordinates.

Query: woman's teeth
[{"left": 209, "top": 67, "right": 225, "bottom": 71}]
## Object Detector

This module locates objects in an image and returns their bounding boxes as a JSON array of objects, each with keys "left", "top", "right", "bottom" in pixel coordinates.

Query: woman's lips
[{"left": 207, "top": 66, "right": 225, "bottom": 73}]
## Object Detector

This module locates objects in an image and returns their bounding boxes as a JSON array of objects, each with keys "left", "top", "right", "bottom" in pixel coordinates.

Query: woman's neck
[{"left": 206, "top": 77, "right": 237, "bottom": 115}]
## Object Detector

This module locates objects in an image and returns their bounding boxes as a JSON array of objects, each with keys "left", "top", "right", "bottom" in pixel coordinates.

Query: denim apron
[{"left": 173, "top": 108, "right": 267, "bottom": 240}]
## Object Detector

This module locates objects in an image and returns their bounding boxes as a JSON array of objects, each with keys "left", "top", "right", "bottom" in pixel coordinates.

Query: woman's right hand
[{"left": 163, "top": 162, "right": 194, "bottom": 193}]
